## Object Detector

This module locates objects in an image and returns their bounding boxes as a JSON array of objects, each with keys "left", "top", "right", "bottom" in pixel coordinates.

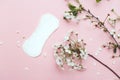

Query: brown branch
[
  {"left": 83, "top": 9, "right": 119, "bottom": 47},
  {"left": 88, "top": 54, "right": 120, "bottom": 79},
  {"left": 64, "top": 0, "right": 120, "bottom": 79},
  {"left": 75, "top": 0, "right": 120, "bottom": 50},
  {"left": 82, "top": 5, "right": 120, "bottom": 79}
]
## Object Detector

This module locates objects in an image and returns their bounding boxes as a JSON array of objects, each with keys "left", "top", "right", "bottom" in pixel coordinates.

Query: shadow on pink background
[{"left": 0, "top": 0, "right": 120, "bottom": 80}]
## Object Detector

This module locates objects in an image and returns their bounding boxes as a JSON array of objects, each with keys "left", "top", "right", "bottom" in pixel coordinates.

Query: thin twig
[
  {"left": 83, "top": 9, "right": 119, "bottom": 46},
  {"left": 88, "top": 54, "right": 120, "bottom": 79},
  {"left": 76, "top": 0, "right": 120, "bottom": 49}
]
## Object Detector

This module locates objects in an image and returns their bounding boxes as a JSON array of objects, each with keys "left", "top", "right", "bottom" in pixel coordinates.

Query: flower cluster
[
  {"left": 63, "top": 3, "right": 83, "bottom": 23},
  {"left": 54, "top": 31, "right": 87, "bottom": 71}
]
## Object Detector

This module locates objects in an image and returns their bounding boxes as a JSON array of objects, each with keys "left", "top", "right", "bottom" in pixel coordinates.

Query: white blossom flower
[
  {"left": 56, "top": 57, "right": 63, "bottom": 66},
  {"left": 65, "top": 49, "right": 71, "bottom": 54},
  {"left": 64, "top": 12, "right": 75, "bottom": 20},
  {"left": 64, "top": 46, "right": 69, "bottom": 50},
  {"left": 117, "top": 34, "right": 120, "bottom": 38},
  {"left": 80, "top": 50, "right": 88, "bottom": 59},
  {"left": 68, "top": 61, "right": 75, "bottom": 66},
  {"left": 110, "top": 29, "right": 116, "bottom": 38},
  {"left": 64, "top": 36, "right": 69, "bottom": 41},
  {"left": 73, "top": 65, "right": 82, "bottom": 70},
  {"left": 83, "top": 53, "right": 88, "bottom": 60},
  {"left": 54, "top": 53, "right": 58, "bottom": 58},
  {"left": 73, "top": 52, "right": 78, "bottom": 57}
]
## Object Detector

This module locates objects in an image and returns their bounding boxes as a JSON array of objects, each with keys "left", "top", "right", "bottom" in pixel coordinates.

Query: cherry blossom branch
[
  {"left": 53, "top": 31, "right": 120, "bottom": 79},
  {"left": 82, "top": 8, "right": 120, "bottom": 48},
  {"left": 62, "top": 0, "right": 120, "bottom": 79},
  {"left": 64, "top": 0, "right": 120, "bottom": 55}
]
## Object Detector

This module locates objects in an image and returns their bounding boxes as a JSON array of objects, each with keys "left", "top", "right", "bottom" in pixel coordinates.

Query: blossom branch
[
  {"left": 53, "top": 31, "right": 120, "bottom": 79},
  {"left": 83, "top": 9, "right": 119, "bottom": 46},
  {"left": 64, "top": 0, "right": 120, "bottom": 55},
  {"left": 62, "top": 0, "right": 120, "bottom": 79}
]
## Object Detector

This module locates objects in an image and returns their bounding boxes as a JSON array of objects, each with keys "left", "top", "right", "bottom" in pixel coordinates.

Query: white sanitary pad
[{"left": 22, "top": 13, "right": 59, "bottom": 57}]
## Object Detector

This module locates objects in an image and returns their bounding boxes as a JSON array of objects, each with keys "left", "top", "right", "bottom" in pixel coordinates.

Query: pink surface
[{"left": 0, "top": 0, "right": 120, "bottom": 80}]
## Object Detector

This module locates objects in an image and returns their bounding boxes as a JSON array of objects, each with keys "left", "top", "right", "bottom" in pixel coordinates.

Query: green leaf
[
  {"left": 68, "top": 3, "right": 76, "bottom": 11},
  {"left": 72, "top": 10, "right": 78, "bottom": 16},
  {"left": 96, "top": 0, "right": 101, "bottom": 3}
]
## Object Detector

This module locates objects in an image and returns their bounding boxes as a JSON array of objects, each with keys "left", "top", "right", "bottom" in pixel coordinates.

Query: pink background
[{"left": 0, "top": 0, "right": 120, "bottom": 80}]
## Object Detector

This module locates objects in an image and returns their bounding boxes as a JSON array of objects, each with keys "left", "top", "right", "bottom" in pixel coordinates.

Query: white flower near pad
[{"left": 22, "top": 13, "right": 59, "bottom": 57}]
